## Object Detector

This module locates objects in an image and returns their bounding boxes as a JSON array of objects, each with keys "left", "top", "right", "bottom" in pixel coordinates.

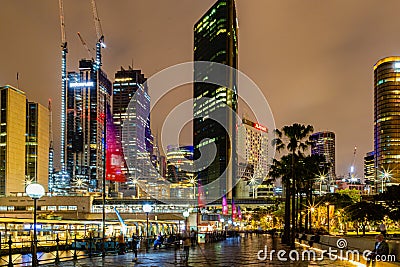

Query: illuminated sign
[
  {"left": 242, "top": 118, "right": 268, "bottom": 132},
  {"left": 253, "top": 123, "right": 268, "bottom": 133},
  {"left": 24, "top": 224, "right": 42, "bottom": 230},
  {"left": 70, "top": 82, "right": 94, "bottom": 88}
]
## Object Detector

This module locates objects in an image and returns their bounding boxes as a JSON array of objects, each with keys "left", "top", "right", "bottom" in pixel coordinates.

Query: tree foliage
[
  {"left": 345, "top": 201, "right": 389, "bottom": 223},
  {"left": 317, "top": 193, "right": 354, "bottom": 209},
  {"left": 336, "top": 189, "right": 361, "bottom": 203}
]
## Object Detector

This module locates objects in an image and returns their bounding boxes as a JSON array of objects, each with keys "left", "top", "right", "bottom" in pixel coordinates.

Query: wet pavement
[{"left": 40, "top": 234, "right": 367, "bottom": 267}]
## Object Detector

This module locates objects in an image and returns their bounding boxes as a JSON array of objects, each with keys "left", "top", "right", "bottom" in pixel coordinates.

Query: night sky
[{"left": 1, "top": 0, "right": 400, "bottom": 177}]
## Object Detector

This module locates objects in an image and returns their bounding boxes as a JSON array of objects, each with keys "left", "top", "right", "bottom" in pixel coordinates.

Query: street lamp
[
  {"left": 142, "top": 204, "right": 152, "bottom": 249},
  {"left": 319, "top": 175, "right": 326, "bottom": 195},
  {"left": 220, "top": 218, "right": 225, "bottom": 231},
  {"left": 188, "top": 176, "right": 197, "bottom": 199},
  {"left": 382, "top": 171, "right": 391, "bottom": 192},
  {"left": 26, "top": 183, "right": 45, "bottom": 267},
  {"left": 183, "top": 210, "right": 190, "bottom": 232},
  {"left": 325, "top": 202, "right": 330, "bottom": 234},
  {"left": 310, "top": 206, "right": 315, "bottom": 231},
  {"left": 250, "top": 177, "right": 258, "bottom": 198}
]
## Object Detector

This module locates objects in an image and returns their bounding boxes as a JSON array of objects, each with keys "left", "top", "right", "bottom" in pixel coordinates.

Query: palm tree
[
  {"left": 269, "top": 155, "right": 292, "bottom": 244},
  {"left": 299, "top": 154, "right": 328, "bottom": 232},
  {"left": 272, "top": 123, "right": 314, "bottom": 248}
]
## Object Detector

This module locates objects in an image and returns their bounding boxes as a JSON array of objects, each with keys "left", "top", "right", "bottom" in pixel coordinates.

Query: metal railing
[{"left": 0, "top": 233, "right": 139, "bottom": 266}]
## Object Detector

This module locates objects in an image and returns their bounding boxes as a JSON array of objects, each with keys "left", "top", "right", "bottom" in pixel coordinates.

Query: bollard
[
  {"left": 174, "top": 241, "right": 178, "bottom": 264},
  {"left": 55, "top": 234, "right": 60, "bottom": 264},
  {"left": 73, "top": 235, "right": 77, "bottom": 261},
  {"left": 8, "top": 235, "right": 13, "bottom": 267},
  {"left": 89, "top": 232, "right": 93, "bottom": 258}
]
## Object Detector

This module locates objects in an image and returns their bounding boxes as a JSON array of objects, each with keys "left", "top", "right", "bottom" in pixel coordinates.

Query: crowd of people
[{"left": 111, "top": 229, "right": 199, "bottom": 262}]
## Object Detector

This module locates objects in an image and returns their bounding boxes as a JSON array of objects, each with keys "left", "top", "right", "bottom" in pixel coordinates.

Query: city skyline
[{"left": 2, "top": 1, "right": 400, "bottom": 177}]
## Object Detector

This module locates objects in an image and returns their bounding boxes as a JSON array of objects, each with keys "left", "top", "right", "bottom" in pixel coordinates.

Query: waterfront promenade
[{"left": 39, "top": 234, "right": 393, "bottom": 267}]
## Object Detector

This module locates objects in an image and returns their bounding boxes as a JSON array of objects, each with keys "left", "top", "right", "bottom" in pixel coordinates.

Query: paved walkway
[{"left": 40, "top": 235, "right": 375, "bottom": 267}]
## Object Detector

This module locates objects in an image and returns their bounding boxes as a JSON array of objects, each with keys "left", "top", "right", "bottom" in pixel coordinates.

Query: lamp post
[
  {"left": 220, "top": 218, "right": 225, "bottom": 231},
  {"left": 319, "top": 175, "right": 325, "bottom": 195},
  {"left": 183, "top": 210, "right": 190, "bottom": 232},
  {"left": 382, "top": 171, "right": 390, "bottom": 192},
  {"left": 325, "top": 202, "right": 330, "bottom": 235},
  {"left": 189, "top": 177, "right": 197, "bottom": 199},
  {"left": 142, "top": 204, "right": 152, "bottom": 250},
  {"left": 26, "top": 183, "right": 45, "bottom": 267},
  {"left": 250, "top": 177, "right": 257, "bottom": 199},
  {"left": 310, "top": 206, "right": 315, "bottom": 231}
]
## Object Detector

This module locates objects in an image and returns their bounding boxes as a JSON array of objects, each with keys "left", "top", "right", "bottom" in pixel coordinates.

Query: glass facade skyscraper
[
  {"left": 374, "top": 57, "right": 400, "bottom": 191},
  {"left": 193, "top": 0, "right": 238, "bottom": 200},
  {"left": 65, "top": 59, "right": 112, "bottom": 193},
  {"left": 112, "top": 67, "right": 156, "bottom": 197}
]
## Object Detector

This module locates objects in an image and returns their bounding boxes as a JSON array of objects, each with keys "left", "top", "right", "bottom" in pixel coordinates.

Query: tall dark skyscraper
[
  {"left": 374, "top": 57, "right": 400, "bottom": 191},
  {"left": 310, "top": 131, "right": 336, "bottom": 191},
  {"left": 364, "top": 151, "right": 375, "bottom": 194},
  {"left": 193, "top": 0, "right": 238, "bottom": 199},
  {"left": 65, "top": 59, "right": 112, "bottom": 193}
]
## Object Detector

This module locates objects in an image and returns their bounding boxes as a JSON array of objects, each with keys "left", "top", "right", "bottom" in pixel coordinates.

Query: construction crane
[
  {"left": 349, "top": 146, "right": 357, "bottom": 179},
  {"left": 59, "top": 0, "right": 68, "bottom": 172},
  {"left": 77, "top": 32, "right": 93, "bottom": 59},
  {"left": 90, "top": 0, "right": 105, "bottom": 69}
]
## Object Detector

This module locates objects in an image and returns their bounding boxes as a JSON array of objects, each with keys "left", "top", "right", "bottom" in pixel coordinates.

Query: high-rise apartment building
[
  {"left": 0, "top": 85, "right": 26, "bottom": 195},
  {"left": 193, "top": 0, "right": 238, "bottom": 200},
  {"left": 65, "top": 59, "right": 112, "bottom": 193},
  {"left": 310, "top": 131, "right": 336, "bottom": 183},
  {"left": 237, "top": 118, "right": 268, "bottom": 198},
  {"left": 0, "top": 85, "right": 49, "bottom": 195},
  {"left": 374, "top": 57, "right": 400, "bottom": 191},
  {"left": 26, "top": 101, "right": 49, "bottom": 188}
]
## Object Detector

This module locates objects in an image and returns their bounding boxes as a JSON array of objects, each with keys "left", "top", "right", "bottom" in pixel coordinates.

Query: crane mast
[
  {"left": 350, "top": 146, "right": 357, "bottom": 178},
  {"left": 77, "top": 32, "right": 93, "bottom": 59},
  {"left": 59, "top": 0, "right": 67, "bottom": 51},
  {"left": 90, "top": 0, "right": 105, "bottom": 70}
]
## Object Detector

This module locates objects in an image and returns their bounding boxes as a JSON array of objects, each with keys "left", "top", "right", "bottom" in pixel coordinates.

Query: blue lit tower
[
  {"left": 193, "top": 0, "right": 238, "bottom": 200},
  {"left": 48, "top": 99, "right": 55, "bottom": 193},
  {"left": 59, "top": 0, "right": 67, "bottom": 172},
  {"left": 66, "top": 59, "right": 111, "bottom": 193},
  {"left": 54, "top": 0, "right": 71, "bottom": 195}
]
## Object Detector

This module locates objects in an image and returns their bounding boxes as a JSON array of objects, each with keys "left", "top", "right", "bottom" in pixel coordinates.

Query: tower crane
[
  {"left": 59, "top": 0, "right": 68, "bottom": 172},
  {"left": 349, "top": 146, "right": 357, "bottom": 179},
  {"left": 90, "top": 0, "right": 105, "bottom": 69},
  {"left": 77, "top": 32, "right": 93, "bottom": 59}
]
